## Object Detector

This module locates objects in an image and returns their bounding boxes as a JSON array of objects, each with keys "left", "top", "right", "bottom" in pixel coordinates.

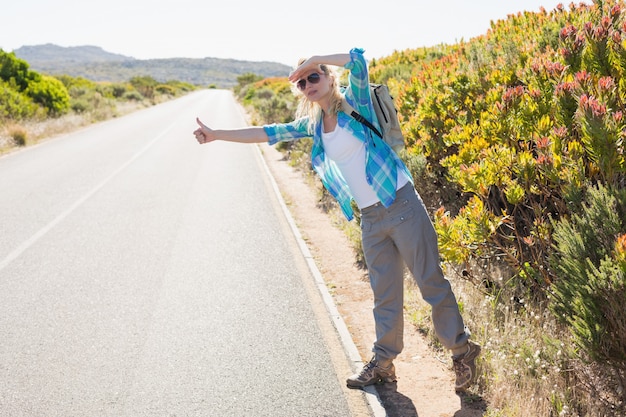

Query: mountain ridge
[
  {"left": 12, "top": 44, "right": 291, "bottom": 88},
  {"left": 15, "top": 44, "right": 132, "bottom": 63}
]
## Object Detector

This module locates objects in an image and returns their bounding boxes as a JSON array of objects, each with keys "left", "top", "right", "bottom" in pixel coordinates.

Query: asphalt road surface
[{"left": 0, "top": 90, "right": 367, "bottom": 417}]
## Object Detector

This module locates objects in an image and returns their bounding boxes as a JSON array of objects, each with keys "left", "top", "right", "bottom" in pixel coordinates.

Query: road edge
[{"left": 254, "top": 144, "right": 387, "bottom": 417}]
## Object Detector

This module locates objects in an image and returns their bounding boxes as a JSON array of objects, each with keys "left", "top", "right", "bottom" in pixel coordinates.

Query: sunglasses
[{"left": 296, "top": 72, "right": 321, "bottom": 91}]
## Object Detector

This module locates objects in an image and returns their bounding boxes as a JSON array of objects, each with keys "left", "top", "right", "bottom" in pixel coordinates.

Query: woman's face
[{"left": 296, "top": 71, "right": 332, "bottom": 102}]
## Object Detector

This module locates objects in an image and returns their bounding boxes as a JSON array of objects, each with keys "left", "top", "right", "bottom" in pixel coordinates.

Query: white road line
[{"left": 0, "top": 122, "right": 177, "bottom": 274}]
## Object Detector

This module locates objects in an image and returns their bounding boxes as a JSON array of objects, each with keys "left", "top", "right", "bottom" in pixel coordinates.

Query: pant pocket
[{"left": 390, "top": 200, "right": 415, "bottom": 227}]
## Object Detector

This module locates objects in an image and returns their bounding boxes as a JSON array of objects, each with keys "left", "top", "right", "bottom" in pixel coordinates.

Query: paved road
[{"left": 0, "top": 91, "right": 363, "bottom": 416}]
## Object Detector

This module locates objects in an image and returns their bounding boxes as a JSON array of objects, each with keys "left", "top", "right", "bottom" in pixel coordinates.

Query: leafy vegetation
[
  {"left": 549, "top": 182, "right": 626, "bottom": 411},
  {"left": 368, "top": 5, "right": 626, "bottom": 414},
  {"left": 0, "top": 49, "right": 196, "bottom": 151},
  {"left": 0, "top": 51, "right": 69, "bottom": 119},
  {"left": 242, "top": 1, "right": 626, "bottom": 415}
]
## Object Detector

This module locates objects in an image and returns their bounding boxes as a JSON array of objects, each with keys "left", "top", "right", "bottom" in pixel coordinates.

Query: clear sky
[{"left": 2, "top": 1, "right": 583, "bottom": 67}]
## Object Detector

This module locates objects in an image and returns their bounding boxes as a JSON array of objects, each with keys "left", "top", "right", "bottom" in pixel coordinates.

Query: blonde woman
[{"left": 193, "top": 48, "right": 480, "bottom": 392}]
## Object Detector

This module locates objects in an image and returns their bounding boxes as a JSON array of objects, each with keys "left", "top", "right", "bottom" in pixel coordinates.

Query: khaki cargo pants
[{"left": 360, "top": 183, "right": 471, "bottom": 361}]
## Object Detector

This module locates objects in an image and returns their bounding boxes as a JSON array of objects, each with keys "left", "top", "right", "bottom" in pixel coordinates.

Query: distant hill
[
  {"left": 15, "top": 44, "right": 130, "bottom": 64},
  {"left": 12, "top": 44, "right": 291, "bottom": 88}
]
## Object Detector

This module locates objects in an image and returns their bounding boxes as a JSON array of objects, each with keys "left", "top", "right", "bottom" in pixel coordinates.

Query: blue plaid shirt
[{"left": 263, "top": 48, "right": 413, "bottom": 221}]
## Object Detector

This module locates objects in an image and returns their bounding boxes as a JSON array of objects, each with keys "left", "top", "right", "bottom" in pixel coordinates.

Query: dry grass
[
  {"left": 0, "top": 101, "right": 147, "bottom": 156},
  {"left": 1, "top": 123, "right": 28, "bottom": 149},
  {"left": 403, "top": 266, "right": 589, "bottom": 417}
]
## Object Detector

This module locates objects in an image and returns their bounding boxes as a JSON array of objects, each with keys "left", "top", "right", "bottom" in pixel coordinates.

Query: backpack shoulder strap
[{"left": 341, "top": 96, "right": 383, "bottom": 139}]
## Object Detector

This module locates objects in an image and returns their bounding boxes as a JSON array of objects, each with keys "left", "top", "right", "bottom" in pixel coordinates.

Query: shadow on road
[
  {"left": 375, "top": 382, "right": 418, "bottom": 417},
  {"left": 375, "top": 383, "right": 488, "bottom": 417}
]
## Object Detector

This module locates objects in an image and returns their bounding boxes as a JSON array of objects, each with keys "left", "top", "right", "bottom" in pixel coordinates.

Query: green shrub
[
  {"left": 239, "top": 77, "right": 297, "bottom": 125},
  {"left": 234, "top": 73, "right": 264, "bottom": 95},
  {"left": 389, "top": 1, "right": 626, "bottom": 299},
  {"left": 26, "top": 75, "right": 70, "bottom": 116},
  {"left": 71, "top": 98, "right": 90, "bottom": 113},
  {"left": 129, "top": 76, "right": 157, "bottom": 99},
  {"left": 109, "top": 84, "right": 129, "bottom": 98},
  {"left": 123, "top": 90, "right": 144, "bottom": 101},
  {"left": 256, "top": 95, "right": 291, "bottom": 124},
  {"left": 155, "top": 84, "right": 176, "bottom": 96},
  {"left": 162, "top": 80, "right": 195, "bottom": 93},
  {"left": 549, "top": 183, "right": 626, "bottom": 412},
  {"left": 0, "top": 80, "right": 40, "bottom": 119},
  {"left": 57, "top": 75, "right": 97, "bottom": 92},
  {"left": 0, "top": 50, "right": 34, "bottom": 91}
]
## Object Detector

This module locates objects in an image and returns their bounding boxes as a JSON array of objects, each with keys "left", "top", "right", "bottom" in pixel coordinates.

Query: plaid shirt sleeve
[
  {"left": 263, "top": 117, "right": 311, "bottom": 145},
  {"left": 343, "top": 48, "right": 382, "bottom": 137},
  {"left": 342, "top": 48, "right": 402, "bottom": 214}
]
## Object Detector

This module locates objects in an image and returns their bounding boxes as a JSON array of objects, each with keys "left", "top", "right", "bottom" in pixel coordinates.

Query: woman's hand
[
  {"left": 288, "top": 54, "right": 351, "bottom": 83},
  {"left": 194, "top": 117, "right": 213, "bottom": 144},
  {"left": 288, "top": 57, "right": 321, "bottom": 84}
]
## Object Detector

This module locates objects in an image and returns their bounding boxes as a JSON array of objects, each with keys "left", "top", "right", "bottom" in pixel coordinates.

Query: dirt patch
[{"left": 259, "top": 143, "right": 486, "bottom": 417}]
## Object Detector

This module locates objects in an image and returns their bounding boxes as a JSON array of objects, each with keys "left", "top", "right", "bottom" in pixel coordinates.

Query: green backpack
[{"left": 342, "top": 83, "right": 405, "bottom": 153}]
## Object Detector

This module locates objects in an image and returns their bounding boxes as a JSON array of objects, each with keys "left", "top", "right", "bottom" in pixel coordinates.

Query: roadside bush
[
  {"left": 57, "top": 75, "right": 97, "bottom": 91},
  {"left": 384, "top": 4, "right": 626, "bottom": 412},
  {"left": 549, "top": 183, "right": 626, "bottom": 413},
  {"left": 0, "top": 80, "right": 40, "bottom": 119},
  {"left": 26, "top": 74, "right": 70, "bottom": 116},
  {"left": 0, "top": 50, "right": 33, "bottom": 91},
  {"left": 237, "top": 77, "right": 296, "bottom": 125},
  {"left": 156, "top": 84, "right": 176, "bottom": 96},
  {"left": 1, "top": 51, "right": 70, "bottom": 116},
  {"left": 234, "top": 73, "right": 264, "bottom": 95},
  {"left": 123, "top": 90, "right": 144, "bottom": 101},
  {"left": 393, "top": 2, "right": 626, "bottom": 293},
  {"left": 129, "top": 75, "right": 157, "bottom": 99},
  {"left": 109, "top": 83, "right": 129, "bottom": 98},
  {"left": 251, "top": 89, "right": 292, "bottom": 124},
  {"left": 70, "top": 99, "right": 90, "bottom": 114},
  {"left": 163, "top": 80, "right": 195, "bottom": 93}
]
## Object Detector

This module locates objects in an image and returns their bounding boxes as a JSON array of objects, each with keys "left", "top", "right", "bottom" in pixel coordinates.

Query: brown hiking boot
[
  {"left": 346, "top": 356, "right": 397, "bottom": 389},
  {"left": 453, "top": 340, "right": 481, "bottom": 391}
]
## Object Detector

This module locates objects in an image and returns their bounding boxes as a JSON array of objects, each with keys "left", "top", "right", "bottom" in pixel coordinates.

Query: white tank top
[{"left": 322, "top": 124, "right": 409, "bottom": 209}]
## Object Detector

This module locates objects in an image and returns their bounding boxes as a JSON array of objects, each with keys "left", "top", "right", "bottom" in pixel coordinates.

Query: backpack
[{"left": 342, "top": 83, "right": 405, "bottom": 153}]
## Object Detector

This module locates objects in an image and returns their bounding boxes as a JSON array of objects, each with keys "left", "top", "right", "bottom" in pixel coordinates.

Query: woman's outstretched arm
[{"left": 193, "top": 117, "right": 269, "bottom": 145}]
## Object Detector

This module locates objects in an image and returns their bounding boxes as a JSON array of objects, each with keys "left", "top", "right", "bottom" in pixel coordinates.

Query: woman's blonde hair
[{"left": 292, "top": 60, "right": 344, "bottom": 134}]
